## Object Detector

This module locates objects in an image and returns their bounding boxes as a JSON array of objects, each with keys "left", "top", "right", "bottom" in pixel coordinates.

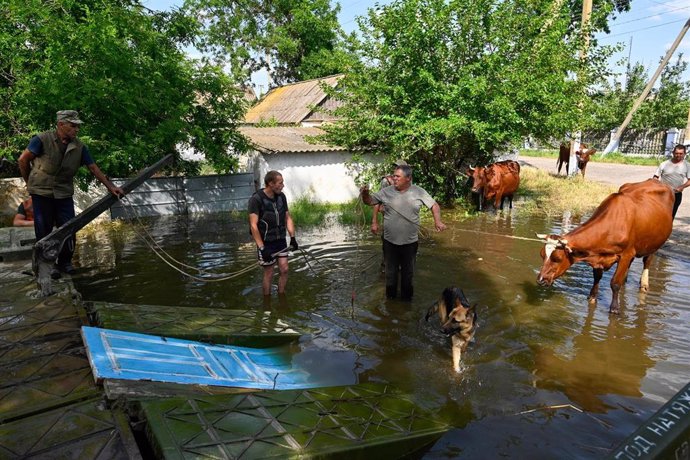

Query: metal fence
[{"left": 581, "top": 128, "right": 688, "bottom": 157}]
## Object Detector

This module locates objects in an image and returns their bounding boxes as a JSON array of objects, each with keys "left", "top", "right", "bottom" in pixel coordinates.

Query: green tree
[
  {"left": 183, "top": 0, "right": 358, "bottom": 86},
  {"left": 636, "top": 55, "right": 690, "bottom": 129},
  {"left": 0, "top": 0, "right": 249, "bottom": 180},
  {"left": 589, "top": 62, "right": 648, "bottom": 130},
  {"left": 321, "top": 0, "right": 616, "bottom": 203},
  {"left": 590, "top": 56, "right": 690, "bottom": 130}
]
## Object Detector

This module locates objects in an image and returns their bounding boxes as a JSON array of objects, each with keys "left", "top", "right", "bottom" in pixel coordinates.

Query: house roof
[
  {"left": 244, "top": 75, "right": 343, "bottom": 125},
  {"left": 239, "top": 126, "right": 347, "bottom": 153}
]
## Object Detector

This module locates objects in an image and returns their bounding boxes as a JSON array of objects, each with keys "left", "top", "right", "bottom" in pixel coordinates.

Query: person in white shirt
[{"left": 653, "top": 144, "right": 690, "bottom": 219}]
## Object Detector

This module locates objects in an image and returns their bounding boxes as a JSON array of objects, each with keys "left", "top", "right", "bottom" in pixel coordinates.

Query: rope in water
[{"left": 118, "top": 195, "right": 258, "bottom": 282}]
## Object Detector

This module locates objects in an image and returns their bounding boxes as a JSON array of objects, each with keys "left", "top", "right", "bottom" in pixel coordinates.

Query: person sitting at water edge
[
  {"left": 13, "top": 197, "right": 34, "bottom": 227},
  {"left": 248, "top": 170, "right": 298, "bottom": 296}
]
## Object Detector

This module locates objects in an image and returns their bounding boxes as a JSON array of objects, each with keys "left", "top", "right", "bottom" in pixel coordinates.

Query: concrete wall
[
  {"left": 110, "top": 173, "right": 254, "bottom": 219},
  {"left": 242, "top": 150, "right": 368, "bottom": 204}
]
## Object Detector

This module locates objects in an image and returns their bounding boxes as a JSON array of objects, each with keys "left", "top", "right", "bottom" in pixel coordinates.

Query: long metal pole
[
  {"left": 603, "top": 18, "right": 690, "bottom": 154},
  {"left": 32, "top": 154, "right": 174, "bottom": 295},
  {"left": 569, "top": 0, "right": 593, "bottom": 175}
]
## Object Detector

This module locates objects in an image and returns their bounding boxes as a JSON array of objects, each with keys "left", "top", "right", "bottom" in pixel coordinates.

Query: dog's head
[
  {"left": 425, "top": 287, "right": 471, "bottom": 321},
  {"left": 440, "top": 302, "right": 477, "bottom": 338}
]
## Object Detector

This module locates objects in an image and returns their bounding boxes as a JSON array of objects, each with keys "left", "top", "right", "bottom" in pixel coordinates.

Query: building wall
[{"left": 243, "top": 150, "right": 366, "bottom": 204}]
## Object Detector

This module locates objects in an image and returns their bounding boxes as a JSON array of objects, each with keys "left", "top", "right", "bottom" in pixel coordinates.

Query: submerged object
[
  {"left": 81, "top": 326, "right": 316, "bottom": 390},
  {"left": 85, "top": 301, "right": 301, "bottom": 348},
  {"left": 138, "top": 383, "right": 449, "bottom": 459}
]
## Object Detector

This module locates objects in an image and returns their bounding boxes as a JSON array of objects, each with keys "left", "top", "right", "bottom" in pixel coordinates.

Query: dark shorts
[{"left": 257, "top": 239, "right": 288, "bottom": 266}]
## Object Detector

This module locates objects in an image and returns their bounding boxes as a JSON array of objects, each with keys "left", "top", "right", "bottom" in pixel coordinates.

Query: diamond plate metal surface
[{"left": 140, "top": 383, "right": 448, "bottom": 459}]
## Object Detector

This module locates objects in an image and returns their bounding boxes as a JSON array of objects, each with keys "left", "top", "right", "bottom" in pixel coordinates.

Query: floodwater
[{"left": 73, "top": 209, "right": 690, "bottom": 459}]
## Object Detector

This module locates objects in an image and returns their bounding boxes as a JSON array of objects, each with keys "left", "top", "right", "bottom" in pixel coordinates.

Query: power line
[{"left": 599, "top": 16, "right": 688, "bottom": 41}]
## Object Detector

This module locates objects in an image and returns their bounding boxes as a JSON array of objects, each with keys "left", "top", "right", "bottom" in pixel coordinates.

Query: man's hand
[
  {"left": 109, "top": 186, "right": 125, "bottom": 198},
  {"left": 371, "top": 221, "right": 379, "bottom": 235},
  {"left": 289, "top": 236, "right": 298, "bottom": 251},
  {"left": 435, "top": 221, "right": 447, "bottom": 232},
  {"left": 260, "top": 246, "right": 274, "bottom": 263}
]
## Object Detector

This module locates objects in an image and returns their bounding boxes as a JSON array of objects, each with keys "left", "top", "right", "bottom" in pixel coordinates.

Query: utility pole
[
  {"left": 569, "top": 0, "right": 593, "bottom": 175},
  {"left": 603, "top": 18, "right": 690, "bottom": 154}
]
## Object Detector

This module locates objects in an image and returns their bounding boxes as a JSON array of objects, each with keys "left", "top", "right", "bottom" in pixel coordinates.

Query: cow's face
[
  {"left": 536, "top": 235, "right": 574, "bottom": 286},
  {"left": 576, "top": 148, "right": 595, "bottom": 163},
  {"left": 467, "top": 166, "right": 487, "bottom": 193}
]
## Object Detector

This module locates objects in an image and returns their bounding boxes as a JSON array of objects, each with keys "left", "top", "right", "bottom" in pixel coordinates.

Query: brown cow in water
[
  {"left": 536, "top": 179, "right": 674, "bottom": 314},
  {"left": 468, "top": 160, "right": 520, "bottom": 211},
  {"left": 558, "top": 142, "right": 593, "bottom": 176}
]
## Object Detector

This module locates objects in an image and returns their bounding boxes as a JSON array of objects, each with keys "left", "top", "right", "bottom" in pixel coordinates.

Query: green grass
[
  {"left": 520, "top": 148, "right": 663, "bottom": 166},
  {"left": 516, "top": 167, "right": 616, "bottom": 217}
]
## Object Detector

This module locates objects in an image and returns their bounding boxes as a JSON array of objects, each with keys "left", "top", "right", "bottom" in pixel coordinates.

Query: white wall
[{"left": 243, "top": 150, "right": 368, "bottom": 204}]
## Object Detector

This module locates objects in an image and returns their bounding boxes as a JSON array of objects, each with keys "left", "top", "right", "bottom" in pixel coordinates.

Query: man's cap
[
  {"left": 393, "top": 159, "right": 408, "bottom": 166},
  {"left": 56, "top": 110, "right": 83, "bottom": 124}
]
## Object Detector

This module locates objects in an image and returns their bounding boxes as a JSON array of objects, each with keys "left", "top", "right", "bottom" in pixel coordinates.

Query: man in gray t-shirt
[
  {"left": 361, "top": 164, "right": 446, "bottom": 300},
  {"left": 654, "top": 144, "right": 690, "bottom": 219}
]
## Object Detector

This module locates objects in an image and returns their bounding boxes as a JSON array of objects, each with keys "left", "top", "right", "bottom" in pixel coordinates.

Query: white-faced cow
[
  {"left": 576, "top": 147, "right": 597, "bottom": 178},
  {"left": 536, "top": 179, "right": 674, "bottom": 314},
  {"left": 558, "top": 142, "right": 592, "bottom": 176},
  {"left": 467, "top": 160, "right": 520, "bottom": 211}
]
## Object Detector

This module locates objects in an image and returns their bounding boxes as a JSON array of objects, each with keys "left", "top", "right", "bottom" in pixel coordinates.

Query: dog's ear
[
  {"left": 469, "top": 303, "right": 478, "bottom": 323},
  {"left": 457, "top": 289, "right": 471, "bottom": 309}
]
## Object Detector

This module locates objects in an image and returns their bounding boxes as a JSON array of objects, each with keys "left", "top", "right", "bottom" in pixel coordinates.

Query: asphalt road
[{"left": 519, "top": 155, "right": 690, "bottom": 248}]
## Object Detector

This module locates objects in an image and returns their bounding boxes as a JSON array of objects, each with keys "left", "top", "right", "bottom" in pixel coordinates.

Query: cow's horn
[
  {"left": 536, "top": 233, "right": 549, "bottom": 240},
  {"left": 468, "top": 165, "right": 475, "bottom": 172}
]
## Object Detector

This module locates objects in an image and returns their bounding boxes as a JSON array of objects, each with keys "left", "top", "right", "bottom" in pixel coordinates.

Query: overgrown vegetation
[{"left": 517, "top": 167, "right": 616, "bottom": 216}]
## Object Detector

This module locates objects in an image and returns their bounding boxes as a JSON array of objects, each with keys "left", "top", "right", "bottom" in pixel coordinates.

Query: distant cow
[
  {"left": 558, "top": 142, "right": 593, "bottom": 176},
  {"left": 467, "top": 160, "right": 520, "bottom": 210},
  {"left": 576, "top": 147, "right": 596, "bottom": 178},
  {"left": 536, "top": 179, "right": 674, "bottom": 314}
]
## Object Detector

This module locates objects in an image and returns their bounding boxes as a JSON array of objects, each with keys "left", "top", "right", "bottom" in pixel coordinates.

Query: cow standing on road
[
  {"left": 467, "top": 160, "right": 520, "bottom": 211},
  {"left": 536, "top": 179, "right": 674, "bottom": 314},
  {"left": 558, "top": 142, "right": 594, "bottom": 177},
  {"left": 576, "top": 147, "right": 596, "bottom": 178}
]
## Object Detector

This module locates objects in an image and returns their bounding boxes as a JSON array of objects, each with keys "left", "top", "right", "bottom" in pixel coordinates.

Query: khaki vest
[{"left": 27, "top": 131, "right": 84, "bottom": 199}]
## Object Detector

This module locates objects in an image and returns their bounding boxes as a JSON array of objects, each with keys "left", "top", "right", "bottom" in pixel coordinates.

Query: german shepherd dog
[{"left": 425, "top": 287, "right": 478, "bottom": 373}]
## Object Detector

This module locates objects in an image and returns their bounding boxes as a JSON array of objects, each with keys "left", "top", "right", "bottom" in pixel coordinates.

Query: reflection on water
[{"left": 73, "top": 210, "right": 690, "bottom": 458}]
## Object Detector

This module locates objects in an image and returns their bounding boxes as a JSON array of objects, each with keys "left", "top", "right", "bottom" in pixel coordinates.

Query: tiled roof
[
  {"left": 239, "top": 126, "right": 346, "bottom": 153},
  {"left": 245, "top": 75, "right": 343, "bottom": 124}
]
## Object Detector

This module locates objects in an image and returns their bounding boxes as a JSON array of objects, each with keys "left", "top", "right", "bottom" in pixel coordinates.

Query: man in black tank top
[{"left": 248, "top": 170, "right": 298, "bottom": 296}]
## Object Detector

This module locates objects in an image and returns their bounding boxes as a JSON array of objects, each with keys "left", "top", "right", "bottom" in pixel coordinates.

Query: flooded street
[{"left": 73, "top": 209, "right": 690, "bottom": 458}]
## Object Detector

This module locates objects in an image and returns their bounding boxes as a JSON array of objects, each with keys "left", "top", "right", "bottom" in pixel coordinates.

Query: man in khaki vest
[{"left": 18, "top": 110, "right": 124, "bottom": 278}]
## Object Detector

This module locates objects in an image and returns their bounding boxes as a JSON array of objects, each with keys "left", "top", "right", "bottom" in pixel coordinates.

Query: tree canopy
[
  {"left": 0, "top": 0, "right": 249, "bottom": 180},
  {"left": 590, "top": 55, "right": 690, "bottom": 131},
  {"left": 321, "top": 0, "right": 617, "bottom": 202},
  {"left": 181, "top": 0, "right": 358, "bottom": 85}
]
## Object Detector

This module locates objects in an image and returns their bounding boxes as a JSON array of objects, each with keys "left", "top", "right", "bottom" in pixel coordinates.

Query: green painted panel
[
  {"left": 87, "top": 302, "right": 301, "bottom": 348},
  {"left": 139, "top": 383, "right": 448, "bottom": 459},
  {"left": 0, "top": 334, "right": 99, "bottom": 423},
  {"left": 0, "top": 398, "right": 140, "bottom": 459}
]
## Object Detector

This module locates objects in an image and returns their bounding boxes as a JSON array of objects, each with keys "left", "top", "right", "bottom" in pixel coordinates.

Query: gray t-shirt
[
  {"left": 655, "top": 160, "right": 690, "bottom": 190},
  {"left": 371, "top": 185, "right": 436, "bottom": 245}
]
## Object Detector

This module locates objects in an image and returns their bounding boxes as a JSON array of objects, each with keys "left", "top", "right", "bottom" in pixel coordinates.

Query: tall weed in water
[{"left": 288, "top": 196, "right": 337, "bottom": 226}]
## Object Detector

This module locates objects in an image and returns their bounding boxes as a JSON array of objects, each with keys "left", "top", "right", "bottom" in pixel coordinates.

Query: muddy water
[{"left": 73, "top": 210, "right": 690, "bottom": 459}]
